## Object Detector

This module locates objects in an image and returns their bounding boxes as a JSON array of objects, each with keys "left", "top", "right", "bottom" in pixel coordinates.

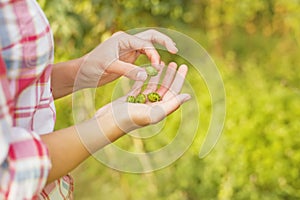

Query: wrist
[{"left": 76, "top": 110, "right": 125, "bottom": 154}]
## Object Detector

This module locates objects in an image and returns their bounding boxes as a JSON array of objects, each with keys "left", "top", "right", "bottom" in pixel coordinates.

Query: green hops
[
  {"left": 145, "top": 66, "right": 158, "bottom": 77},
  {"left": 126, "top": 66, "right": 161, "bottom": 104},
  {"left": 135, "top": 94, "right": 146, "bottom": 103},
  {"left": 126, "top": 94, "right": 147, "bottom": 103},
  {"left": 126, "top": 96, "right": 135, "bottom": 103},
  {"left": 147, "top": 92, "right": 161, "bottom": 102},
  {"left": 126, "top": 93, "right": 161, "bottom": 103}
]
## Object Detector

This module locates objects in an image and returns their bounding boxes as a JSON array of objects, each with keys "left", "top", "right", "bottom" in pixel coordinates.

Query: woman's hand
[
  {"left": 44, "top": 63, "right": 189, "bottom": 182},
  {"left": 75, "top": 29, "right": 178, "bottom": 90},
  {"left": 94, "top": 62, "right": 190, "bottom": 134}
]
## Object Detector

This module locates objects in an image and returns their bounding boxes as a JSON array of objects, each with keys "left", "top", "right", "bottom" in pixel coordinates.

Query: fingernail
[
  {"left": 151, "top": 58, "right": 160, "bottom": 65},
  {"left": 136, "top": 71, "right": 148, "bottom": 81},
  {"left": 152, "top": 62, "right": 163, "bottom": 70},
  {"left": 168, "top": 45, "right": 178, "bottom": 54},
  {"left": 182, "top": 94, "right": 191, "bottom": 102},
  {"left": 173, "top": 46, "right": 178, "bottom": 52}
]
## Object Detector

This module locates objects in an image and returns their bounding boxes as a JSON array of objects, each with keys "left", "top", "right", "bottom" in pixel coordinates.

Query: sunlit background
[{"left": 37, "top": 0, "right": 300, "bottom": 199}]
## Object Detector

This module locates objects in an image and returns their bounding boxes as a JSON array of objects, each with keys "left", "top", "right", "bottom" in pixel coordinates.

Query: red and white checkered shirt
[{"left": 0, "top": 0, "right": 73, "bottom": 199}]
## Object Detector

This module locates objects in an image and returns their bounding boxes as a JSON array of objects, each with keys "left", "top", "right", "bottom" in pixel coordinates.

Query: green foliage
[{"left": 38, "top": 0, "right": 300, "bottom": 199}]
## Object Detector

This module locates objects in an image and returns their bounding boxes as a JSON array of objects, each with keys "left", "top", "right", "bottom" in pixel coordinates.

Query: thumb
[{"left": 107, "top": 60, "right": 148, "bottom": 81}]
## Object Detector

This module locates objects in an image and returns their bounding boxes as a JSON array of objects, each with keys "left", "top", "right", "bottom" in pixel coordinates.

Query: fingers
[
  {"left": 119, "top": 34, "right": 162, "bottom": 67},
  {"left": 117, "top": 80, "right": 144, "bottom": 102},
  {"left": 127, "top": 81, "right": 144, "bottom": 96},
  {"left": 119, "top": 29, "right": 178, "bottom": 69},
  {"left": 163, "top": 64, "right": 188, "bottom": 101},
  {"left": 107, "top": 60, "right": 148, "bottom": 81},
  {"left": 156, "top": 62, "right": 177, "bottom": 97},
  {"left": 169, "top": 64, "right": 188, "bottom": 93},
  {"left": 143, "top": 47, "right": 161, "bottom": 67},
  {"left": 142, "top": 62, "right": 165, "bottom": 94},
  {"left": 119, "top": 62, "right": 191, "bottom": 125},
  {"left": 135, "top": 29, "right": 178, "bottom": 54},
  {"left": 106, "top": 30, "right": 178, "bottom": 81},
  {"left": 161, "top": 93, "right": 191, "bottom": 115},
  {"left": 123, "top": 62, "right": 187, "bottom": 101}
]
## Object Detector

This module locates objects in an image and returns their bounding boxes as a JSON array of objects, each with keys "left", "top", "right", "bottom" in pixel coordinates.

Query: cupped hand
[
  {"left": 94, "top": 62, "right": 190, "bottom": 133},
  {"left": 75, "top": 29, "right": 178, "bottom": 90}
]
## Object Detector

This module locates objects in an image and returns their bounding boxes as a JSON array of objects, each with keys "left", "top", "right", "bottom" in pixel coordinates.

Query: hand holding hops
[
  {"left": 126, "top": 92, "right": 161, "bottom": 103},
  {"left": 126, "top": 66, "right": 161, "bottom": 104}
]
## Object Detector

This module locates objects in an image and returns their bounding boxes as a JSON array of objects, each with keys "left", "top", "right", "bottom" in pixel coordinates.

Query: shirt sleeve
[{"left": 0, "top": 55, "right": 52, "bottom": 199}]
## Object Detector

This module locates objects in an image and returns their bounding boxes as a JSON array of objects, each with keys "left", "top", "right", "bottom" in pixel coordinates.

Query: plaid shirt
[{"left": 0, "top": 0, "right": 73, "bottom": 199}]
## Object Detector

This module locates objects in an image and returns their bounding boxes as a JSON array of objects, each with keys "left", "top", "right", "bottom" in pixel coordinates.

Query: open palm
[{"left": 95, "top": 62, "right": 190, "bottom": 133}]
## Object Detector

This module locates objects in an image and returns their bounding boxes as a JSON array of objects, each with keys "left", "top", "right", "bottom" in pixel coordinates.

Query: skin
[
  {"left": 51, "top": 30, "right": 178, "bottom": 99},
  {"left": 43, "top": 30, "right": 190, "bottom": 184}
]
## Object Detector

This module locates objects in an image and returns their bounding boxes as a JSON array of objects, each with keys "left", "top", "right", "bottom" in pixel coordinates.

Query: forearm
[
  {"left": 51, "top": 58, "right": 82, "bottom": 99},
  {"left": 42, "top": 112, "right": 124, "bottom": 184}
]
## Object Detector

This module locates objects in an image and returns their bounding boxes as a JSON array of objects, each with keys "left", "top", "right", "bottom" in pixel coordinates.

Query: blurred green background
[{"left": 37, "top": 0, "right": 300, "bottom": 199}]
